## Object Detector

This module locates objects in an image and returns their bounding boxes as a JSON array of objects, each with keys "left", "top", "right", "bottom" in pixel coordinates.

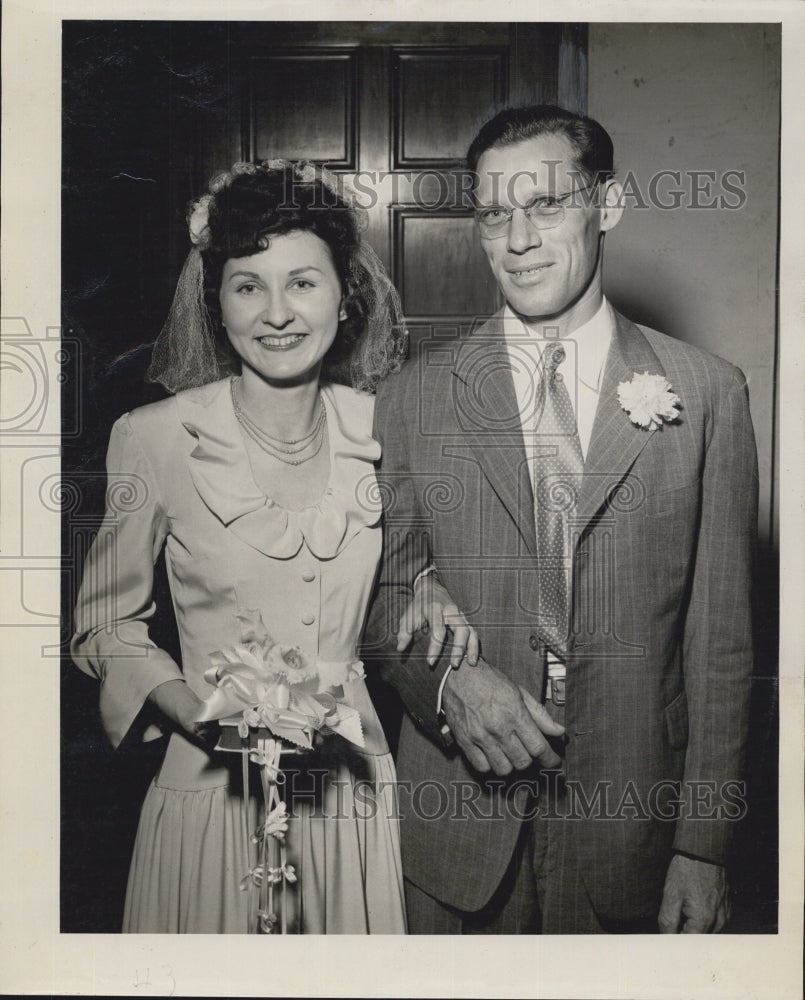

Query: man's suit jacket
[{"left": 365, "top": 308, "right": 758, "bottom": 922}]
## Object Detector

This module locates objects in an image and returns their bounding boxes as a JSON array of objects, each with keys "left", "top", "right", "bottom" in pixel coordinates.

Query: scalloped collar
[{"left": 176, "top": 379, "right": 381, "bottom": 560}]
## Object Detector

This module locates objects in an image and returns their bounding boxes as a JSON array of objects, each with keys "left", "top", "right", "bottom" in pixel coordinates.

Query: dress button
[
  {"left": 301, "top": 570, "right": 316, "bottom": 583},
  {"left": 265, "top": 498, "right": 275, "bottom": 508},
  {"left": 529, "top": 634, "right": 539, "bottom": 651},
  {"left": 301, "top": 612, "right": 315, "bottom": 626}
]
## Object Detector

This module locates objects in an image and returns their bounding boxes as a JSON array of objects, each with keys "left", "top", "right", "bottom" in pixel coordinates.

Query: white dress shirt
[{"left": 503, "top": 296, "right": 614, "bottom": 463}]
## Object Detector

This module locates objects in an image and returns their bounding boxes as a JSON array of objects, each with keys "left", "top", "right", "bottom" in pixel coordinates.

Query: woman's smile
[{"left": 256, "top": 332, "right": 308, "bottom": 350}]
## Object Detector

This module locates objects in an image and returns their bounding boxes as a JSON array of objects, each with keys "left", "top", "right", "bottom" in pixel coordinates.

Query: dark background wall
[{"left": 60, "top": 20, "right": 779, "bottom": 933}]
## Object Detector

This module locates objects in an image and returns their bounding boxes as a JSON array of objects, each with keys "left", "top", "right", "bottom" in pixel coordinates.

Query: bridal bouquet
[{"left": 196, "top": 609, "right": 365, "bottom": 933}]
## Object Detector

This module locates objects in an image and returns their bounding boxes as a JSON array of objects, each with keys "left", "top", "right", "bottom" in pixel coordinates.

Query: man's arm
[
  {"left": 661, "top": 366, "right": 758, "bottom": 930},
  {"left": 364, "top": 371, "right": 563, "bottom": 772}
]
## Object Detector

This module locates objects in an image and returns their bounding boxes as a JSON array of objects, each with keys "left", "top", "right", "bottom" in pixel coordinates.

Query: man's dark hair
[{"left": 466, "top": 104, "right": 615, "bottom": 187}]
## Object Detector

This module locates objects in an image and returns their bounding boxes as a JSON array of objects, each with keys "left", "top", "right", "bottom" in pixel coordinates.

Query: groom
[{"left": 366, "top": 105, "right": 757, "bottom": 933}]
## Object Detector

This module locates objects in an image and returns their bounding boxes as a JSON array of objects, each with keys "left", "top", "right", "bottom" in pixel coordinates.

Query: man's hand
[
  {"left": 396, "top": 575, "right": 480, "bottom": 668},
  {"left": 657, "top": 854, "right": 730, "bottom": 933},
  {"left": 441, "top": 659, "right": 564, "bottom": 774}
]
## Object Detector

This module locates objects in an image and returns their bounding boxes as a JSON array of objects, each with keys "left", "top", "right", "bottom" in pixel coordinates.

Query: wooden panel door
[{"left": 195, "top": 22, "right": 587, "bottom": 342}]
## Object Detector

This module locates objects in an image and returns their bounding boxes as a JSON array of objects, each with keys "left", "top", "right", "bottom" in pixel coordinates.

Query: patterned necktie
[{"left": 534, "top": 342, "right": 584, "bottom": 655}]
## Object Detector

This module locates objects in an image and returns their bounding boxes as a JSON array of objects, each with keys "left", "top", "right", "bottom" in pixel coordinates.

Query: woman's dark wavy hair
[
  {"left": 201, "top": 163, "right": 370, "bottom": 384},
  {"left": 466, "top": 104, "right": 615, "bottom": 189}
]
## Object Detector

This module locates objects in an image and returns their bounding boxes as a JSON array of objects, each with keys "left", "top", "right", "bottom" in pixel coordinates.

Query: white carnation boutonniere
[{"left": 617, "top": 372, "right": 681, "bottom": 431}]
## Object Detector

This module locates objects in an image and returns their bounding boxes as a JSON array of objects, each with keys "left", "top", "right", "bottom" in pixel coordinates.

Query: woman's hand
[
  {"left": 396, "top": 573, "right": 480, "bottom": 668},
  {"left": 148, "top": 679, "right": 220, "bottom": 747}
]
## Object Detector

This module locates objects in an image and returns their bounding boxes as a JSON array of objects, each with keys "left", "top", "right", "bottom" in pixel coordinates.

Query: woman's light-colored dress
[{"left": 71, "top": 378, "right": 406, "bottom": 933}]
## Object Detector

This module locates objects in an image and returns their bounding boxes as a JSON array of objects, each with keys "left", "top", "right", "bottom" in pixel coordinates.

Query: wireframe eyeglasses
[{"left": 474, "top": 182, "right": 599, "bottom": 238}]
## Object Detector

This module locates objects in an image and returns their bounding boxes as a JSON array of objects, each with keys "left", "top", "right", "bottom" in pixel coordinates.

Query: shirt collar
[{"left": 502, "top": 297, "right": 614, "bottom": 392}]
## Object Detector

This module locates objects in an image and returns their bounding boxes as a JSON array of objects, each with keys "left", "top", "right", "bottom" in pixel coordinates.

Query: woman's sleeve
[{"left": 70, "top": 413, "right": 183, "bottom": 748}]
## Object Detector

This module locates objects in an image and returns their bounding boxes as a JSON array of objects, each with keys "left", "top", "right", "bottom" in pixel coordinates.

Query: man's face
[{"left": 474, "top": 133, "right": 621, "bottom": 326}]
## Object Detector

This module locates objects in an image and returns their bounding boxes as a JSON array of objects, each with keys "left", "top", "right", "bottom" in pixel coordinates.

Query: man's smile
[{"left": 505, "top": 262, "right": 554, "bottom": 283}]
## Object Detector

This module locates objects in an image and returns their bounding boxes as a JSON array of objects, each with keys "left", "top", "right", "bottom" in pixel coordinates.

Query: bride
[{"left": 71, "top": 159, "right": 474, "bottom": 934}]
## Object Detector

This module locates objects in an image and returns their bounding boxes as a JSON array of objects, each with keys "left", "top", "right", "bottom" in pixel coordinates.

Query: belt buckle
[{"left": 549, "top": 677, "right": 566, "bottom": 706}]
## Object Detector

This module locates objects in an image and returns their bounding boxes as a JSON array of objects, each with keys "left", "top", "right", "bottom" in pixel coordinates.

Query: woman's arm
[
  {"left": 395, "top": 571, "right": 480, "bottom": 668},
  {"left": 363, "top": 371, "right": 465, "bottom": 741},
  {"left": 71, "top": 414, "right": 185, "bottom": 747}
]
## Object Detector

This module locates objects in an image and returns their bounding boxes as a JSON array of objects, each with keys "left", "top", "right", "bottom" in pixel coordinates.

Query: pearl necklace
[{"left": 230, "top": 378, "right": 327, "bottom": 466}]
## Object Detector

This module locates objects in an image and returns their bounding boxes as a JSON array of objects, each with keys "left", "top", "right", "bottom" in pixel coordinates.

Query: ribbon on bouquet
[
  {"left": 238, "top": 735, "right": 296, "bottom": 934},
  {"left": 195, "top": 610, "right": 365, "bottom": 932}
]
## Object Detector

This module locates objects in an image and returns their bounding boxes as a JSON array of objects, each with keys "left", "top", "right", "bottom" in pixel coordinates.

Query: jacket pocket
[
  {"left": 644, "top": 481, "right": 700, "bottom": 518},
  {"left": 663, "top": 689, "right": 689, "bottom": 751}
]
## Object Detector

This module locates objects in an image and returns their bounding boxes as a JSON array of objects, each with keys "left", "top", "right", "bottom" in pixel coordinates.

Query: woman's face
[{"left": 219, "top": 229, "right": 344, "bottom": 385}]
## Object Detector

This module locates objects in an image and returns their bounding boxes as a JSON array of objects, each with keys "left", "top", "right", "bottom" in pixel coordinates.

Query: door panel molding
[
  {"left": 244, "top": 49, "right": 359, "bottom": 167},
  {"left": 391, "top": 47, "right": 508, "bottom": 169},
  {"left": 391, "top": 206, "right": 501, "bottom": 322}
]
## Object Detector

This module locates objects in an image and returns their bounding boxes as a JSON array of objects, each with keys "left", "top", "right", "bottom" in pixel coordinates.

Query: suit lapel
[
  {"left": 574, "top": 309, "right": 667, "bottom": 532},
  {"left": 451, "top": 313, "right": 537, "bottom": 557},
  {"left": 447, "top": 308, "right": 667, "bottom": 555}
]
